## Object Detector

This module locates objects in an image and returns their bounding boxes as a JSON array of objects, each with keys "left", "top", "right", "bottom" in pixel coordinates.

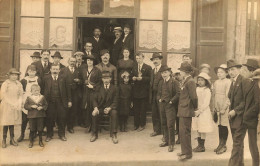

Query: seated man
[{"left": 90, "top": 71, "right": 118, "bottom": 144}]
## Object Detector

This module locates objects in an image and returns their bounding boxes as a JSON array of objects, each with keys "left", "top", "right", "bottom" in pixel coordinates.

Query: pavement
[{"left": 0, "top": 116, "right": 256, "bottom": 166}]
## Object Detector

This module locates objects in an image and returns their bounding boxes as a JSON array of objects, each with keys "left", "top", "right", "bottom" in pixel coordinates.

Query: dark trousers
[
  {"left": 67, "top": 91, "right": 79, "bottom": 129},
  {"left": 3, "top": 125, "right": 14, "bottom": 139},
  {"left": 152, "top": 97, "right": 161, "bottom": 134},
  {"left": 20, "top": 112, "right": 29, "bottom": 135},
  {"left": 218, "top": 125, "right": 228, "bottom": 141},
  {"left": 228, "top": 126, "right": 247, "bottom": 166},
  {"left": 84, "top": 91, "right": 95, "bottom": 128},
  {"left": 46, "top": 98, "right": 67, "bottom": 137},
  {"left": 133, "top": 98, "right": 147, "bottom": 128},
  {"left": 160, "top": 102, "right": 176, "bottom": 145},
  {"left": 29, "top": 118, "right": 44, "bottom": 132},
  {"left": 179, "top": 117, "right": 192, "bottom": 156},
  {"left": 247, "top": 128, "right": 259, "bottom": 166},
  {"left": 92, "top": 109, "right": 118, "bottom": 136}
]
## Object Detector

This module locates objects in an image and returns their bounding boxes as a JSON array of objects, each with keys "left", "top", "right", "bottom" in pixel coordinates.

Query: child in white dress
[
  {"left": 192, "top": 72, "right": 214, "bottom": 152},
  {"left": 0, "top": 68, "right": 23, "bottom": 148}
]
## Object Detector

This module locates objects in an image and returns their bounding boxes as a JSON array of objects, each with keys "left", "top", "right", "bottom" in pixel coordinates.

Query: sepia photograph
[{"left": 0, "top": 0, "right": 260, "bottom": 165}]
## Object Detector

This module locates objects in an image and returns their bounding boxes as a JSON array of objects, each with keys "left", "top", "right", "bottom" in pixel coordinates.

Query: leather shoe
[
  {"left": 2, "top": 140, "right": 7, "bottom": 148},
  {"left": 28, "top": 142, "right": 33, "bottom": 148},
  {"left": 134, "top": 126, "right": 139, "bottom": 130},
  {"left": 177, "top": 152, "right": 185, "bottom": 157},
  {"left": 39, "top": 141, "right": 44, "bottom": 147},
  {"left": 45, "top": 137, "right": 52, "bottom": 142},
  {"left": 178, "top": 154, "right": 192, "bottom": 161},
  {"left": 150, "top": 132, "right": 159, "bottom": 137},
  {"left": 59, "top": 136, "right": 67, "bottom": 141},
  {"left": 168, "top": 145, "right": 174, "bottom": 152},
  {"left": 159, "top": 142, "right": 168, "bottom": 147},
  {"left": 112, "top": 134, "right": 118, "bottom": 144},
  {"left": 90, "top": 135, "right": 98, "bottom": 142},
  {"left": 17, "top": 135, "right": 24, "bottom": 142},
  {"left": 175, "top": 138, "right": 180, "bottom": 144},
  {"left": 10, "top": 138, "right": 18, "bottom": 146},
  {"left": 68, "top": 128, "right": 74, "bottom": 133},
  {"left": 137, "top": 126, "right": 145, "bottom": 132}
]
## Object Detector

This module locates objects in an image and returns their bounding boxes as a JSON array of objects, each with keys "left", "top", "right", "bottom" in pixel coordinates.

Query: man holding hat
[
  {"left": 110, "top": 27, "right": 123, "bottom": 66},
  {"left": 30, "top": 51, "right": 41, "bottom": 63},
  {"left": 157, "top": 66, "right": 180, "bottom": 152},
  {"left": 177, "top": 62, "right": 198, "bottom": 160},
  {"left": 150, "top": 52, "right": 165, "bottom": 137},
  {"left": 96, "top": 49, "right": 117, "bottom": 86},
  {"left": 90, "top": 71, "right": 119, "bottom": 144},
  {"left": 52, "top": 51, "right": 65, "bottom": 70},
  {"left": 226, "top": 59, "right": 248, "bottom": 166}
]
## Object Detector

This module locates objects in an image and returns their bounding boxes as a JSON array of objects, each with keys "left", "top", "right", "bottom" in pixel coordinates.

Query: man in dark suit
[
  {"left": 132, "top": 52, "right": 152, "bottom": 131},
  {"left": 182, "top": 54, "right": 199, "bottom": 78},
  {"left": 242, "top": 59, "right": 260, "bottom": 166},
  {"left": 90, "top": 71, "right": 119, "bottom": 144},
  {"left": 227, "top": 59, "right": 248, "bottom": 166},
  {"left": 31, "top": 49, "right": 52, "bottom": 80},
  {"left": 110, "top": 27, "right": 123, "bottom": 66},
  {"left": 177, "top": 62, "right": 198, "bottom": 161},
  {"left": 149, "top": 52, "right": 165, "bottom": 137},
  {"left": 62, "top": 57, "right": 82, "bottom": 133},
  {"left": 51, "top": 51, "right": 66, "bottom": 70},
  {"left": 157, "top": 66, "right": 180, "bottom": 152},
  {"left": 86, "top": 27, "right": 108, "bottom": 57},
  {"left": 43, "top": 64, "right": 72, "bottom": 142},
  {"left": 83, "top": 42, "right": 100, "bottom": 64},
  {"left": 122, "top": 24, "right": 134, "bottom": 60}
]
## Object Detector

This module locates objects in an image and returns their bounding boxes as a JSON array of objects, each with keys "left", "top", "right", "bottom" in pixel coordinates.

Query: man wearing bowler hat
[
  {"left": 96, "top": 49, "right": 117, "bottom": 86},
  {"left": 177, "top": 62, "right": 198, "bottom": 160},
  {"left": 110, "top": 27, "right": 123, "bottom": 66},
  {"left": 51, "top": 51, "right": 65, "bottom": 70},
  {"left": 30, "top": 51, "right": 41, "bottom": 63},
  {"left": 157, "top": 66, "right": 180, "bottom": 152},
  {"left": 150, "top": 52, "right": 165, "bottom": 137},
  {"left": 226, "top": 59, "right": 248, "bottom": 166},
  {"left": 90, "top": 71, "right": 119, "bottom": 144}
]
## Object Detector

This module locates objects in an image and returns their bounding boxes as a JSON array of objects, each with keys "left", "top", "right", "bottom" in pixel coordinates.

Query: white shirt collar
[
  {"left": 41, "top": 60, "right": 48, "bottom": 67},
  {"left": 104, "top": 83, "right": 110, "bottom": 89},
  {"left": 51, "top": 75, "right": 58, "bottom": 80},
  {"left": 156, "top": 64, "right": 162, "bottom": 70},
  {"left": 165, "top": 76, "right": 170, "bottom": 82},
  {"left": 232, "top": 74, "right": 239, "bottom": 83}
]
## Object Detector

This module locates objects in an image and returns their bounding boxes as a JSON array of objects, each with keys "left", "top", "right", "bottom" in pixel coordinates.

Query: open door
[
  {"left": 0, "top": 0, "right": 15, "bottom": 83},
  {"left": 196, "top": 0, "right": 227, "bottom": 79}
]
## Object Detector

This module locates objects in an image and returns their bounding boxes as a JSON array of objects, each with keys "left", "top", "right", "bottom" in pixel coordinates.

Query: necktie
[
  {"left": 71, "top": 67, "right": 74, "bottom": 73},
  {"left": 106, "top": 85, "right": 108, "bottom": 90},
  {"left": 154, "top": 67, "right": 157, "bottom": 74},
  {"left": 54, "top": 76, "right": 57, "bottom": 81},
  {"left": 44, "top": 62, "right": 47, "bottom": 68}
]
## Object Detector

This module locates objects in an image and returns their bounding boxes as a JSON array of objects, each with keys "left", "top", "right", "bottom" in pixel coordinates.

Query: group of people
[{"left": 0, "top": 26, "right": 259, "bottom": 166}]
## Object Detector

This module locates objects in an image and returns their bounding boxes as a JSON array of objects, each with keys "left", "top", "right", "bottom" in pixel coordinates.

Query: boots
[
  {"left": 214, "top": 126, "right": 222, "bottom": 152},
  {"left": 9, "top": 126, "right": 18, "bottom": 146},
  {"left": 193, "top": 137, "right": 205, "bottom": 152},
  {"left": 28, "top": 131, "right": 34, "bottom": 148},
  {"left": 2, "top": 126, "right": 8, "bottom": 148},
  {"left": 193, "top": 137, "right": 201, "bottom": 152},
  {"left": 17, "top": 121, "right": 27, "bottom": 142},
  {"left": 216, "top": 139, "right": 227, "bottom": 154},
  {"left": 214, "top": 139, "right": 222, "bottom": 152},
  {"left": 2, "top": 138, "right": 7, "bottom": 148},
  {"left": 38, "top": 132, "right": 44, "bottom": 147}
]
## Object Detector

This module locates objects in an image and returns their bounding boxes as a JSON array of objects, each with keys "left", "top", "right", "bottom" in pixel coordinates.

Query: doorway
[{"left": 77, "top": 17, "right": 136, "bottom": 52}]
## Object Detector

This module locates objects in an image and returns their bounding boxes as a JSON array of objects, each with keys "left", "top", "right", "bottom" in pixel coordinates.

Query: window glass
[
  {"left": 21, "top": 0, "right": 44, "bottom": 17},
  {"left": 50, "top": 0, "right": 73, "bottom": 17},
  {"left": 140, "top": 0, "right": 163, "bottom": 20},
  {"left": 110, "top": 0, "right": 134, "bottom": 16},
  {"left": 168, "top": 0, "right": 191, "bottom": 20}
]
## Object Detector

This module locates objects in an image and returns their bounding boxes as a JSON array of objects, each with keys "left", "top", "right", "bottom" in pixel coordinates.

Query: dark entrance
[{"left": 77, "top": 18, "right": 136, "bottom": 52}]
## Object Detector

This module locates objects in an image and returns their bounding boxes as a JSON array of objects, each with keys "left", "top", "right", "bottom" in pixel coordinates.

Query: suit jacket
[
  {"left": 149, "top": 65, "right": 165, "bottom": 103},
  {"left": 122, "top": 34, "right": 134, "bottom": 59},
  {"left": 43, "top": 74, "right": 71, "bottom": 108},
  {"left": 95, "top": 63, "right": 117, "bottom": 86},
  {"left": 62, "top": 67, "right": 82, "bottom": 91},
  {"left": 243, "top": 79, "right": 260, "bottom": 129},
  {"left": 93, "top": 84, "right": 118, "bottom": 112},
  {"left": 228, "top": 74, "right": 247, "bottom": 129},
  {"left": 157, "top": 77, "right": 180, "bottom": 105},
  {"left": 24, "top": 95, "right": 48, "bottom": 118},
  {"left": 177, "top": 76, "right": 198, "bottom": 118},
  {"left": 132, "top": 63, "right": 152, "bottom": 98},
  {"left": 86, "top": 36, "right": 108, "bottom": 56},
  {"left": 110, "top": 37, "right": 123, "bottom": 65},
  {"left": 31, "top": 61, "right": 52, "bottom": 79}
]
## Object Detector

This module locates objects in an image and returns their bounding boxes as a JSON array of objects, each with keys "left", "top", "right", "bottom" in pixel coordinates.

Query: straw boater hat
[
  {"left": 7, "top": 68, "right": 21, "bottom": 76},
  {"left": 150, "top": 52, "right": 163, "bottom": 61},
  {"left": 73, "top": 51, "right": 84, "bottom": 57},
  {"left": 197, "top": 72, "right": 211, "bottom": 84},
  {"left": 178, "top": 62, "right": 193, "bottom": 73},
  {"left": 243, "top": 59, "right": 259, "bottom": 70},
  {"left": 252, "top": 69, "right": 260, "bottom": 80},
  {"left": 113, "top": 27, "right": 122, "bottom": 32},
  {"left": 226, "top": 59, "right": 242, "bottom": 69},
  {"left": 30, "top": 52, "right": 41, "bottom": 58},
  {"left": 101, "top": 71, "right": 112, "bottom": 78},
  {"left": 51, "top": 51, "right": 63, "bottom": 59},
  {"left": 214, "top": 64, "right": 228, "bottom": 74}
]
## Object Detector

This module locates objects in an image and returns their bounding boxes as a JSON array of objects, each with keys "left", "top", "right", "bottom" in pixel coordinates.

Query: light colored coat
[
  {"left": 0, "top": 80, "right": 23, "bottom": 126},
  {"left": 192, "top": 87, "right": 213, "bottom": 133}
]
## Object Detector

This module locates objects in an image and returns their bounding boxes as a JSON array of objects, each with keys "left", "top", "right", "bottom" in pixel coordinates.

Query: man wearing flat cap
[
  {"left": 157, "top": 66, "right": 180, "bottom": 152},
  {"left": 241, "top": 59, "right": 260, "bottom": 166},
  {"left": 90, "top": 71, "right": 119, "bottom": 144},
  {"left": 86, "top": 27, "right": 108, "bottom": 57},
  {"left": 110, "top": 27, "right": 123, "bottom": 66},
  {"left": 149, "top": 52, "right": 165, "bottom": 137},
  {"left": 226, "top": 59, "right": 248, "bottom": 166},
  {"left": 96, "top": 49, "right": 117, "bottom": 86}
]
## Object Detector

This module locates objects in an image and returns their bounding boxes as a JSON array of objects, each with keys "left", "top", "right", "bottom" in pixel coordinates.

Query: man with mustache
[
  {"left": 110, "top": 27, "right": 123, "bottom": 66},
  {"left": 96, "top": 49, "right": 117, "bottom": 86}
]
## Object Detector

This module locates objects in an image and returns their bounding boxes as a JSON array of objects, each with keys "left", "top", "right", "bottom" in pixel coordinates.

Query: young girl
[
  {"left": 213, "top": 64, "right": 231, "bottom": 154},
  {"left": 24, "top": 84, "right": 47, "bottom": 148},
  {"left": 0, "top": 68, "right": 23, "bottom": 148},
  {"left": 192, "top": 72, "right": 213, "bottom": 152},
  {"left": 118, "top": 71, "right": 132, "bottom": 132}
]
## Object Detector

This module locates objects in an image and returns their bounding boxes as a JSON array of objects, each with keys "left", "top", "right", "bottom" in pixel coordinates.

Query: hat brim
[
  {"left": 227, "top": 64, "right": 242, "bottom": 69},
  {"left": 243, "top": 64, "right": 257, "bottom": 70},
  {"left": 252, "top": 76, "right": 260, "bottom": 80},
  {"left": 214, "top": 67, "right": 227, "bottom": 74},
  {"left": 8, "top": 72, "right": 21, "bottom": 75},
  {"left": 51, "top": 56, "right": 63, "bottom": 59},
  {"left": 30, "top": 56, "right": 41, "bottom": 58},
  {"left": 178, "top": 68, "right": 192, "bottom": 73},
  {"left": 161, "top": 68, "right": 172, "bottom": 72},
  {"left": 150, "top": 56, "right": 163, "bottom": 61}
]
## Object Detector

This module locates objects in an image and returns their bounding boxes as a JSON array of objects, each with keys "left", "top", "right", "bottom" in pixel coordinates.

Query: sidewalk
[{"left": 0, "top": 117, "right": 253, "bottom": 166}]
